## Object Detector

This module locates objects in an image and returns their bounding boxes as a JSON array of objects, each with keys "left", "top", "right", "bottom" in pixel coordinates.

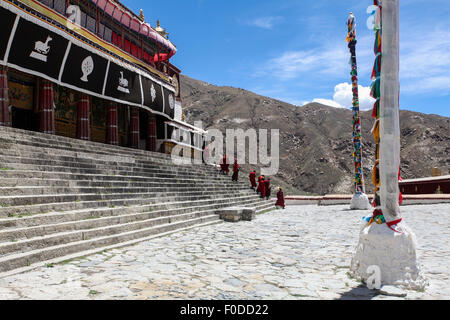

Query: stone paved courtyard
[{"left": 0, "top": 204, "right": 449, "bottom": 300}]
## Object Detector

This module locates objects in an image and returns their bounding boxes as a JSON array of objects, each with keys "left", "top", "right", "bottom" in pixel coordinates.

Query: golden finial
[
  {"left": 155, "top": 20, "right": 169, "bottom": 39},
  {"left": 139, "top": 9, "right": 145, "bottom": 22}
]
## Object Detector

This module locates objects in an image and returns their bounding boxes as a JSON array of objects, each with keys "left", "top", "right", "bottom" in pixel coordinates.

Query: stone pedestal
[
  {"left": 350, "top": 193, "right": 371, "bottom": 210},
  {"left": 217, "top": 207, "right": 256, "bottom": 223},
  {"left": 350, "top": 221, "right": 427, "bottom": 290}
]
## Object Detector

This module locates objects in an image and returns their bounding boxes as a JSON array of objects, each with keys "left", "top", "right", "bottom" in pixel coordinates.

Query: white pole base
[
  {"left": 350, "top": 193, "right": 371, "bottom": 210},
  {"left": 350, "top": 221, "right": 428, "bottom": 291}
]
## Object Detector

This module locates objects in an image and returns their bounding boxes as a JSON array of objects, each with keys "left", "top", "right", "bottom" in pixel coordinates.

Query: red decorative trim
[
  {"left": 129, "top": 107, "right": 139, "bottom": 148},
  {"left": 39, "top": 80, "right": 55, "bottom": 134},
  {"left": 0, "top": 67, "right": 10, "bottom": 127},
  {"left": 106, "top": 102, "right": 118, "bottom": 145},
  {"left": 147, "top": 113, "right": 156, "bottom": 152},
  {"left": 77, "top": 94, "right": 90, "bottom": 140}
]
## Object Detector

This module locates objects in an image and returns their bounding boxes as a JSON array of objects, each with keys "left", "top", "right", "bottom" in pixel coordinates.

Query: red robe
[
  {"left": 264, "top": 179, "right": 271, "bottom": 199},
  {"left": 220, "top": 156, "right": 230, "bottom": 173},
  {"left": 249, "top": 171, "right": 257, "bottom": 188},
  {"left": 275, "top": 190, "right": 285, "bottom": 208},
  {"left": 232, "top": 161, "right": 239, "bottom": 181},
  {"left": 257, "top": 176, "right": 266, "bottom": 198}
]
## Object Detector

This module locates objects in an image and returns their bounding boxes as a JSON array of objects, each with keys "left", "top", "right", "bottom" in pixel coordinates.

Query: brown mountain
[{"left": 180, "top": 75, "right": 450, "bottom": 196}]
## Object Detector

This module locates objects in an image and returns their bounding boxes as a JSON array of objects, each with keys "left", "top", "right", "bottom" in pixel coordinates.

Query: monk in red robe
[
  {"left": 257, "top": 176, "right": 266, "bottom": 198},
  {"left": 220, "top": 155, "right": 230, "bottom": 174},
  {"left": 275, "top": 187, "right": 285, "bottom": 209},
  {"left": 264, "top": 178, "right": 271, "bottom": 200},
  {"left": 249, "top": 171, "right": 257, "bottom": 190},
  {"left": 231, "top": 159, "right": 239, "bottom": 182}
]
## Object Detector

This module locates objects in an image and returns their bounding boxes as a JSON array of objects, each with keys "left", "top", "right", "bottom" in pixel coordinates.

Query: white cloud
[
  {"left": 311, "top": 98, "right": 346, "bottom": 109},
  {"left": 308, "top": 82, "right": 375, "bottom": 110},
  {"left": 255, "top": 35, "right": 373, "bottom": 81},
  {"left": 247, "top": 16, "right": 283, "bottom": 30}
]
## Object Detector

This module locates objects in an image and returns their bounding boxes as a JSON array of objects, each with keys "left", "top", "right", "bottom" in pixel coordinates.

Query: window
[
  {"left": 104, "top": 26, "right": 113, "bottom": 43},
  {"left": 86, "top": 15, "right": 97, "bottom": 33},
  {"left": 80, "top": 11, "right": 87, "bottom": 28},
  {"left": 98, "top": 23, "right": 105, "bottom": 38}
]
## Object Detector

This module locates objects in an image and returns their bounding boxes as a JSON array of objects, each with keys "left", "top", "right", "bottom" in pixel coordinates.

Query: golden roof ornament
[
  {"left": 155, "top": 20, "right": 169, "bottom": 39},
  {"left": 139, "top": 9, "right": 145, "bottom": 22}
]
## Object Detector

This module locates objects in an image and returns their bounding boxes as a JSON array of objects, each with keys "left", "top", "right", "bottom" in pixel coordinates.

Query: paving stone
[{"left": 379, "top": 285, "right": 408, "bottom": 298}]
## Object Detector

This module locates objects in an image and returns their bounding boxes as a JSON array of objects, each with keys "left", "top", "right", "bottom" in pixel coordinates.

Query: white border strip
[
  {"left": 3, "top": 15, "right": 20, "bottom": 63},
  {"left": 58, "top": 41, "right": 72, "bottom": 82},
  {"left": 102, "top": 59, "right": 111, "bottom": 96}
]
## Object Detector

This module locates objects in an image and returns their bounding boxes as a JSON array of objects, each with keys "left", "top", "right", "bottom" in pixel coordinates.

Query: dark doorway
[
  {"left": 11, "top": 107, "right": 38, "bottom": 131},
  {"left": 139, "top": 109, "right": 148, "bottom": 150}
]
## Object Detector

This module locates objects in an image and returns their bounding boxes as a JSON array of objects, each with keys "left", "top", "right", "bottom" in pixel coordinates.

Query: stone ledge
[{"left": 216, "top": 207, "right": 256, "bottom": 223}]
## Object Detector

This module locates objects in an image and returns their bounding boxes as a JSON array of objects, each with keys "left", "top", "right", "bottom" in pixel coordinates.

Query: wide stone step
[
  {"left": 0, "top": 197, "right": 271, "bottom": 243},
  {"left": 0, "top": 153, "right": 222, "bottom": 178},
  {"left": 0, "top": 148, "right": 221, "bottom": 175},
  {"left": 0, "top": 131, "right": 216, "bottom": 173},
  {"left": 0, "top": 133, "right": 228, "bottom": 180},
  {"left": 0, "top": 177, "right": 250, "bottom": 189},
  {"left": 0, "top": 184, "right": 251, "bottom": 197},
  {"left": 0, "top": 196, "right": 269, "bottom": 233},
  {"left": 0, "top": 193, "right": 263, "bottom": 218},
  {"left": 0, "top": 187, "right": 256, "bottom": 207},
  {"left": 0, "top": 162, "right": 235, "bottom": 182},
  {"left": 0, "top": 170, "right": 247, "bottom": 188},
  {"left": 0, "top": 128, "right": 172, "bottom": 161}
]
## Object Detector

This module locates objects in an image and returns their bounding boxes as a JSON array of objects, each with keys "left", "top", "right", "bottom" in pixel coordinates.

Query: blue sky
[{"left": 122, "top": 0, "right": 450, "bottom": 117}]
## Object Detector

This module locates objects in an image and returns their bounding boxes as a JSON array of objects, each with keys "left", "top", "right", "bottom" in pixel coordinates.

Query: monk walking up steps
[
  {"left": 257, "top": 175, "right": 266, "bottom": 199},
  {"left": 249, "top": 170, "right": 257, "bottom": 190},
  {"left": 275, "top": 187, "right": 285, "bottom": 209},
  {"left": 231, "top": 158, "right": 239, "bottom": 182},
  {"left": 264, "top": 178, "right": 271, "bottom": 200}
]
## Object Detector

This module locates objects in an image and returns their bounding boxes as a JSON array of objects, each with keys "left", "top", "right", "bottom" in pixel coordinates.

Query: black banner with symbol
[
  {"left": 0, "top": 6, "right": 17, "bottom": 61},
  {"left": 61, "top": 44, "right": 109, "bottom": 95},
  {"left": 7, "top": 18, "right": 69, "bottom": 80}
]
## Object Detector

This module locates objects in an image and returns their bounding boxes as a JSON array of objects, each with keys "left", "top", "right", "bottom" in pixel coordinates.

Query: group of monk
[{"left": 220, "top": 155, "right": 285, "bottom": 209}]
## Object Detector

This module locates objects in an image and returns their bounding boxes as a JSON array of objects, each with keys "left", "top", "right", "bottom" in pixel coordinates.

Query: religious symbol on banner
[
  {"left": 151, "top": 83, "right": 156, "bottom": 102},
  {"left": 117, "top": 71, "right": 130, "bottom": 94},
  {"left": 80, "top": 56, "right": 94, "bottom": 82},
  {"left": 29, "top": 36, "right": 53, "bottom": 62}
]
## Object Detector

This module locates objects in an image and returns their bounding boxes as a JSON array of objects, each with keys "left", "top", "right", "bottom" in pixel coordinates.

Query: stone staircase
[{"left": 0, "top": 126, "right": 274, "bottom": 274}]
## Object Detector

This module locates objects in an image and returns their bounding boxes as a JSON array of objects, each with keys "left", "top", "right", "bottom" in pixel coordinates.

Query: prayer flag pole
[{"left": 346, "top": 13, "right": 370, "bottom": 210}]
